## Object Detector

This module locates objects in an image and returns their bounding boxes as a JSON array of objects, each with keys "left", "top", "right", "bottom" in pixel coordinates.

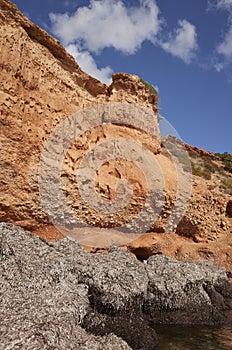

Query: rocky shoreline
[
  {"left": 1, "top": 1, "right": 232, "bottom": 349},
  {"left": 1, "top": 223, "right": 232, "bottom": 350}
]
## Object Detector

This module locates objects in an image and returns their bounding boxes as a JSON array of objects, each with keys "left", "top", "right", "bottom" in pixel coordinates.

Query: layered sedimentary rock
[
  {"left": 0, "top": 0, "right": 231, "bottom": 273},
  {"left": 0, "top": 0, "right": 160, "bottom": 233}
]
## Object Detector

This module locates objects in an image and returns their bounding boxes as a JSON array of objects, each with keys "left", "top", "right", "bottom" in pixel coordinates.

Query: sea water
[{"left": 155, "top": 324, "right": 232, "bottom": 350}]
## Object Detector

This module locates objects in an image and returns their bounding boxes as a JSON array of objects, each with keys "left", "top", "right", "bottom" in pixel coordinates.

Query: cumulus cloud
[
  {"left": 214, "top": 27, "right": 232, "bottom": 71},
  {"left": 48, "top": 0, "right": 199, "bottom": 82},
  {"left": 49, "top": 0, "right": 161, "bottom": 54},
  {"left": 48, "top": 0, "right": 162, "bottom": 82},
  {"left": 66, "top": 44, "right": 113, "bottom": 84},
  {"left": 208, "top": 0, "right": 232, "bottom": 70},
  {"left": 160, "top": 20, "right": 198, "bottom": 63},
  {"left": 215, "top": 0, "right": 232, "bottom": 9},
  {"left": 207, "top": 0, "right": 232, "bottom": 11},
  {"left": 215, "top": 0, "right": 232, "bottom": 61},
  {"left": 217, "top": 26, "right": 232, "bottom": 58}
]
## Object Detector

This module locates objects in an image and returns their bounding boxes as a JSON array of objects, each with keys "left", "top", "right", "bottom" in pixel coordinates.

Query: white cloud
[
  {"left": 160, "top": 20, "right": 198, "bottom": 63},
  {"left": 208, "top": 0, "right": 232, "bottom": 70},
  {"left": 66, "top": 44, "right": 113, "bottom": 84},
  {"left": 214, "top": 62, "right": 224, "bottom": 72},
  {"left": 49, "top": 0, "right": 162, "bottom": 83},
  {"left": 49, "top": 0, "right": 161, "bottom": 54},
  {"left": 215, "top": 0, "right": 232, "bottom": 9},
  {"left": 207, "top": 0, "right": 232, "bottom": 11},
  {"left": 214, "top": 25, "right": 232, "bottom": 70},
  {"left": 49, "top": 0, "right": 199, "bottom": 82},
  {"left": 216, "top": 26, "right": 232, "bottom": 59}
]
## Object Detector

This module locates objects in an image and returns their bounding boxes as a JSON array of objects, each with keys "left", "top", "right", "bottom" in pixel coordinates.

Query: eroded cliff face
[
  {"left": 0, "top": 0, "right": 231, "bottom": 272},
  {"left": 0, "top": 0, "right": 160, "bottom": 230}
]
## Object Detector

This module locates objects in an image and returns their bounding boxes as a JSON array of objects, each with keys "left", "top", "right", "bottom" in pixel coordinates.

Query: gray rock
[
  {"left": 78, "top": 246, "right": 157, "bottom": 350},
  {"left": 0, "top": 223, "right": 132, "bottom": 350},
  {"left": 0, "top": 222, "right": 231, "bottom": 350},
  {"left": 144, "top": 255, "right": 231, "bottom": 325}
]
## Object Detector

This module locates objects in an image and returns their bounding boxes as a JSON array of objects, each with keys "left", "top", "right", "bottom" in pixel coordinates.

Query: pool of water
[{"left": 155, "top": 324, "right": 232, "bottom": 350}]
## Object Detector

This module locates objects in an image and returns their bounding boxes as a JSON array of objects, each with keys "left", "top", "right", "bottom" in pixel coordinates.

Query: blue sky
[{"left": 12, "top": 0, "right": 232, "bottom": 153}]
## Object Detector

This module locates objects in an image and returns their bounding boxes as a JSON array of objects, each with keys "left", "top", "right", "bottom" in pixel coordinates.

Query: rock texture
[
  {"left": 0, "top": 0, "right": 232, "bottom": 274},
  {"left": 1, "top": 223, "right": 232, "bottom": 350},
  {"left": 0, "top": 0, "right": 160, "bottom": 232}
]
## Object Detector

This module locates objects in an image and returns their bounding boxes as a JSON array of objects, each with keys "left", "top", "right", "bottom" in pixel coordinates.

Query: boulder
[
  {"left": 0, "top": 223, "right": 153, "bottom": 350},
  {"left": 144, "top": 255, "right": 231, "bottom": 325},
  {"left": 1, "top": 223, "right": 232, "bottom": 349}
]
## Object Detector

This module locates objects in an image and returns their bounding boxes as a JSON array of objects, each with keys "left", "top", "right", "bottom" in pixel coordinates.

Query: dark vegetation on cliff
[
  {"left": 139, "top": 77, "right": 159, "bottom": 101},
  {"left": 215, "top": 152, "right": 232, "bottom": 174},
  {"left": 188, "top": 149, "right": 232, "bottom": 195}
]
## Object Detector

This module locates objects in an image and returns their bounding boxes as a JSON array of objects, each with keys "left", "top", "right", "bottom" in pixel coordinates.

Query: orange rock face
[
  {"left": 0, "top": 0, "right": 160, "bottom": 230},
  {"left": 0, "top": 0, "right": 231, "bottom": 273}
]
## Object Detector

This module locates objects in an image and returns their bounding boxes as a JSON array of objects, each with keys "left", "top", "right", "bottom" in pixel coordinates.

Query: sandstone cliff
[
  {"left": 0, "top": 0, "right": 232, "bottom": 274},
  {"left": 0, "top": 0, "right": 159, "bottom": 229}
]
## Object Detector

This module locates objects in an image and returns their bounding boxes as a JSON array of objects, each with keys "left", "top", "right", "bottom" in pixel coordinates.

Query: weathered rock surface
[
  {"left": 1, "top": 223, "right": 232, "bottom": 349},
  {"left": 0, "top": 0, "right": 160, "bottom": 233},
  {"left": 0, "top": 0, "right": 232, "bottom": 279},
  {"left": 145, "top": 255, "right": 232, "bottom": 325},
  {"left": 125, "top": 230, "right": 232, "bottom": 276}
]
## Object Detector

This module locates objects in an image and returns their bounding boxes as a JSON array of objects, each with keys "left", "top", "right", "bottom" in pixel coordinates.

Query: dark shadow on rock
[{"left": 226, "top": 200, "right": 232, "bottom": 218}]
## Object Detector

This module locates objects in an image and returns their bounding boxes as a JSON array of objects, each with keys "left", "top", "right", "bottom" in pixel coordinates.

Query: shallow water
[{"left": 155, "top": 324, "right": 232, "bottom": 350}]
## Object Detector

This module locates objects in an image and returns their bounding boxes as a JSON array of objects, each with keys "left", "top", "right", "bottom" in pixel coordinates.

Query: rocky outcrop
[
  {"left": 145, "top": 255, "right": 231, "bottom": 325},
  {"left": 158, "top": 137, "right": 231, "bottom": 242},
  {"left": 163, "top": 136, "right": 220, "bottom": 160},
  {"left": 0, "top": 0, "right": 107, "bottom": 96},
  {"left": 109, "top": 73, "right": 159, "bottom": 113},
  {"left": 0, "top": 0, "right": 231, "bottom": 274},
  {"left": 0, "top": 0, "right": 160, "bottom": 233},
  {"left": 1, "top": 223, "right": 231, "bottom": 350}
]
